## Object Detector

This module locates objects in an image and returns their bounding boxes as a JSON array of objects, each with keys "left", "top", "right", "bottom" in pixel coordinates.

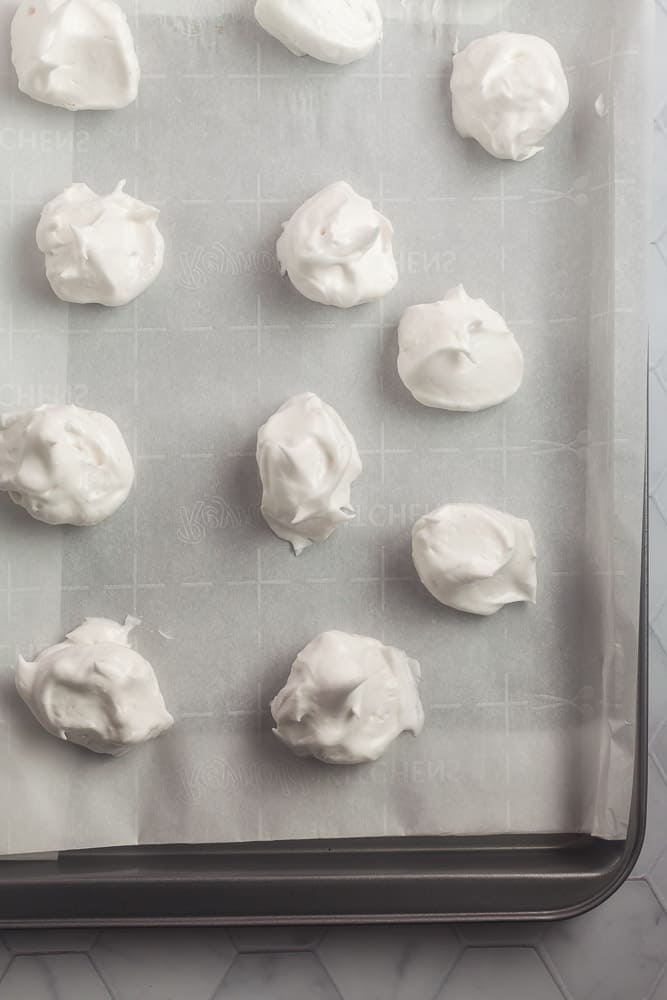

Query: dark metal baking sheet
[
  {"left": 0, "top": 0, "right": 651, "bottom": 920},
  {"left": 0, "top": 507, "right": 646, "bottom": 925}
]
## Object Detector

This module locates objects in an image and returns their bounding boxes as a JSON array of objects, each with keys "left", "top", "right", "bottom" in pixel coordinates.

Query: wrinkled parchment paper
[{"left": 0, "top": 0, "right": 650, "bottom": 852}]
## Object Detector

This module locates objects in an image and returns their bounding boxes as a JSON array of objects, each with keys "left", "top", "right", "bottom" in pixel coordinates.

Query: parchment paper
[{"left": 0, "top": 0, "right": 650, "bottom": 853}]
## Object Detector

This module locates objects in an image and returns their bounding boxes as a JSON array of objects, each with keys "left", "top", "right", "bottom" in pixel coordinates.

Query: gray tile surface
[
  {"left": 0, "top": 955, "right": 111, "bottom": 1000},
  {"left": 90, "top": 930, "right": 236, "bottom": 1000},
  {"left": 541, "top": 882, "right": 667, "bottom": 1000},
  {"left": 436, "top": 948, "right": 563, "bottom": 1000},
  {"left": 212, "top": 953, "right": 341, "bottom": 1000},
  {"left": 317, "top": 926, "right": 461, "bottom": 1000},
  {"left": 0, "top": 2, "right": 665, "bottom": 998}
]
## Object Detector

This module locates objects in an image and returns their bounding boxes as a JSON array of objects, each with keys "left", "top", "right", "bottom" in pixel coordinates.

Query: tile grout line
[
  {"left": 311, "top": 951, "right": 346, "bottom": 1000},
  {"left": 0, "top": 955, "right": 14, "bottom": 989},
  {"left": 647, "top": 960, "right": 667, "bottom": 1000},
  {"left": 86, "top": 950, "right": 115, "bottom": 1000},
  {"left": 537, "top": 942, "right": 574, "bottom": 1000}
]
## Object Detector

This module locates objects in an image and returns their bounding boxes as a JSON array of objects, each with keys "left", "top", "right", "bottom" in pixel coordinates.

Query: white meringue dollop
[
  {"left": 11, "top": 0, "right": 140, "bottom": 111},
  {"left": 254, "top": 0, "right": 382, "bottom": 66},
  {"left": 271, "top": 630, "right": 424, "bottom": 764},
  {"left": 450, "top": 31, "right": 569, "bottom": 161},
  {"left": 15, "top": 617, "right": 174, "bottom": 756},
  {"left": 277, "top": 181, "right": 398, "bottom": 308},
  {"left": 397, "top": 285, "right": 524, "bottom": 412},
  {"left": 36, "top": 181, "right": 164, "bottom": 307},
  {"left": 412, "top": 503, "right": 537, "bottom": 616},
  {"left": 257, "top": 392, "right": 362, "bottom": 555},
  {"left": 0, "top": 404, "right": 135, "bottom": 526}
]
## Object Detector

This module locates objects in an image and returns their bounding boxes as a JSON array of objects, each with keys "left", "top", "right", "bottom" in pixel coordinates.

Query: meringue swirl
[
  {"left": 397, "top": 285, "right": 524, "bottom": 412},
  {"left": 254, "top": 0, "right": 382, "bottom": 66},
  {"left": 16, "top": 617, "right": 173, "bottom": 756},
  {"left": 271, "top": 630, "right": 424, "bottom": 764},
  {"left": 11, "top": 0, "right": 140, "bottom": 111},
  {"left": 412, "top": 503, "right": 537, "bottom": 616},
  {"left": 451, "top": 31, "right": 569, "bottom": 162},
  {"left": 36, "top": 181, "right": 164, "bottom": 307},
  {"left": 257, "top": 392, "right": 362, "bottom": 554},
  {"left": 0, "top": 404, "right": 134, "bottom": 526},
  {"left": 277, "top": 181, "right": 398, "bottom": 308}
]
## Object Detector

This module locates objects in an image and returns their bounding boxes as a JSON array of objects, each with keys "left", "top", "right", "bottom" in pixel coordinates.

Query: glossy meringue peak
[
  {"left": 0, "top": 404, "right": 134, "bottom": 526},
  {"left": 277, "top": 181, "right": 398, "bottom": 308},
  {"left": 271, "top": 630, "right": 424, "bottom": 764},
  {"left": 257, "top": 392, "right": 362, "bottom": 554},
  {"left": 397, "top": 285, "right": 524, "bottom": 411},
  {"left": 412, "top": 503, "right": 537, "bottom": 615},
  {"left": 36, "top": 181, "right": 164, "bottom": 307},
  {"left": 451, "top": 31, "right": 569, "bottom": 161},
  {"left": 254, "top": 0, "right": 382, "bottom": 66},
  {"left": 16, "top": 617, "right": 173, "bottom": 755},
  {"left": 11, "top": 0, "right": 140, "bottom": 111}
]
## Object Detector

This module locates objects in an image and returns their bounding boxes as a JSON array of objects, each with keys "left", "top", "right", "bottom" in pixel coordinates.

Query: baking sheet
[{"left": 0, "top": 0, "right": 650, "bottom": 853}]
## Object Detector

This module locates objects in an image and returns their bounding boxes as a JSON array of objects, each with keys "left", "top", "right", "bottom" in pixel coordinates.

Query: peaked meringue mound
[
  {"left": 11, "top": 0, "right": 140, "bottom": 111},
  {"left": 36, "top": 181, "right": 164, "bottom": 307},
  {"left": 271, "top": 630, "right": 424, "bottom": 764},
  {"left": 257, "top": 392, "right": 362, "bottom": 554},
  {"left": 0, "top": 404, "right": 135, "bottom": 526},
  {"left": 277, "top": 181, "right": 398, "bottom": 308},
  {"left": 254, "top": 0, "right": 382, "bottom": 66},
  {"left": 15, "top": 617, "right": 174, "bottom": 755},
  {"left": 397, "top": 285, "right": 524, "bottom": 412},
  {"left": 451, "top": 31, "right": 569, "bottom": 161},
  {"left": 412, "top": 503, "right": 537, "bottom": 616}
]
